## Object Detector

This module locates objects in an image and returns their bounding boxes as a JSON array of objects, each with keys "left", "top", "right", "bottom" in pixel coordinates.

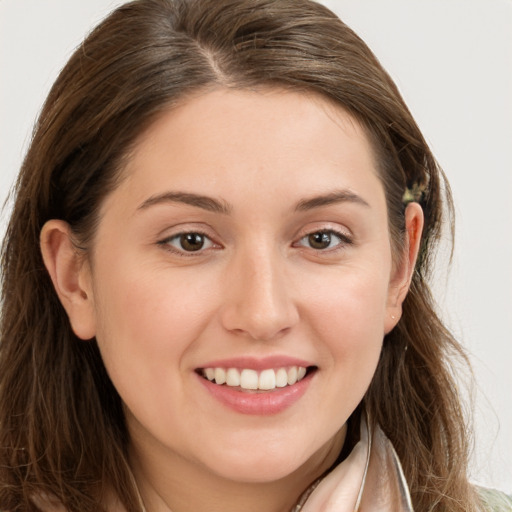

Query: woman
[{"left": 0, "top": 0, "right": 510, "bottom": 510}]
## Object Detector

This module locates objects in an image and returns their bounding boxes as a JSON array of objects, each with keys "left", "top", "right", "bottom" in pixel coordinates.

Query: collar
[{"left": 296, "top": 415, "right": 415, "bottom": 512}]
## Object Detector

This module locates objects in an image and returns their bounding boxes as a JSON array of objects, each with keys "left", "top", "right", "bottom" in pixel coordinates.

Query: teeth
[
  {"left": 259, "top": 369, "right": 276, "bottom": 390},
  {"left": 276, "top": 368, "right": 288, "bottom": 388},
  {"left": 202, "top": 366, "right": 309, "bottom": 391},
  {"left": 287, "top": 366, "right": 298, "bottom": 385},
  {"left": 226, "top": 368, "right": 240, "bottom": 386},
  {"left": 214, "top": 368, "right": 226, "bottom": 385},
  {"left": 240, "top": 369, "right": 259, "bottom": 390}
]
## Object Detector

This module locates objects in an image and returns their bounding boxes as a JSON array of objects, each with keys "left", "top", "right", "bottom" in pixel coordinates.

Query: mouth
[{"left": 196, "top": 366, "right": 317, "bottom": 392}]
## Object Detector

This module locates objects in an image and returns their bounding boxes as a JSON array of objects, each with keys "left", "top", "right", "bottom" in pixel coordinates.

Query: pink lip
[
  {"left": 196, "top": 368, "right": 315, "bottom": 417},
  {"left": 197, "top": 355, "right": 313, "bottom": 371}
]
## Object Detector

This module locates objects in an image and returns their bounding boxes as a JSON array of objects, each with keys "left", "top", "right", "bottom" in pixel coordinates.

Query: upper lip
[{"left": 197, "top": 355, "right": 315, "bottom": 371}]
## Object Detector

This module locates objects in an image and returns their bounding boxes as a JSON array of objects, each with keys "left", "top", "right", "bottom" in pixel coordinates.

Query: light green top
[{"left": 478, "top": 487, "right": 512, "bottom": 511}]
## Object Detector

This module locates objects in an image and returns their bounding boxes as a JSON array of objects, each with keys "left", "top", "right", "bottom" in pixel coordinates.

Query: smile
[{"left": 200, "top": 366, "right": 309, "bottom": 391}]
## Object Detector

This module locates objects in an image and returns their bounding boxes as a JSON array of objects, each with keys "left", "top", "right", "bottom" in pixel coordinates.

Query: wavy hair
[{"left": 0, "top": 0, "right": 477, "bottom": 510}]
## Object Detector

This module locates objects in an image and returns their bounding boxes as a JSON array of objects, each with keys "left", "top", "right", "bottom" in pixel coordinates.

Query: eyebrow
[
  {"left": 137, "top": 188, "right": 369, "bottom": 215},
  {"left": 295, "top": 189, "right": 370, "bottom": 211},
  {"left": 137, "top": 192, "right": 232, "bottom": 214}
]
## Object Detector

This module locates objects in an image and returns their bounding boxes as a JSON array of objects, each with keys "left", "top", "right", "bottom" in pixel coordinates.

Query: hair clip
[{"left": 402, "top": 182, "right": 426, "bottom": 204}]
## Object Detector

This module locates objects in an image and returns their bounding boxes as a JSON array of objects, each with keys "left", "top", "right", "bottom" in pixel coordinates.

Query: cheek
[
  {"left": 90, "top": 254, "right": 218, "bottom": 394},
  {"left": 94, "top": 268, "right": 216, "bottom": 361},
  {"left": 90, "top": 265, "right": 220, "bottom": 436},
  {"left": 301, "top": 265, "right": 389, "bottom": 388},
  {"left": 304, "top": 264, "right": 390, "bottom": 338}
]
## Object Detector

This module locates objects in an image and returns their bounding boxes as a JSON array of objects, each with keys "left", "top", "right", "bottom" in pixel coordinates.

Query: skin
[{"left": 41, "top": 88, "right": 423, "bottom": 512}]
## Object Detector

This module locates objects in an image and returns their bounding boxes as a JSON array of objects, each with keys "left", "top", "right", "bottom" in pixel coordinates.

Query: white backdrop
[{"left": 1, "top": 0, "right": 511, "bottom": 493}]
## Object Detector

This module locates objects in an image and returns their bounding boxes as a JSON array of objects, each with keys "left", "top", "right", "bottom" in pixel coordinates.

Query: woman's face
[{"left": 74, "top": 89, "right": 411, "bottom": 483}]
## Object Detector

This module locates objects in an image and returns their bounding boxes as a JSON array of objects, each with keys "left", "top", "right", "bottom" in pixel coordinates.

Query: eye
[
  {"left": 161, "top": 232, "right": 215, "bottom": 253},
  {"left": 296, "top": 230, "right": 351, "bottom": 251}
]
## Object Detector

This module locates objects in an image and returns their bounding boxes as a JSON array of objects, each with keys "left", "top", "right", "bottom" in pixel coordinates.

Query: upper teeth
[{"left": 202, "top": 366, "right": 308, "bottom": 391}]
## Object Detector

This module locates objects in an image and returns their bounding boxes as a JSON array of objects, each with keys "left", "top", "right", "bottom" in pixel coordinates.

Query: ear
[
  {"left": 40, "top": 220, "right": 96, "bottom": 340},
  {"left": 384, "top": 202, "right": 424, "bottom": 334}
]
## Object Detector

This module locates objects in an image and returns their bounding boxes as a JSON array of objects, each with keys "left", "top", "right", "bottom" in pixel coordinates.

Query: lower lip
[{"left": 197, "top": 372, "right": 313, "bottom": 415}]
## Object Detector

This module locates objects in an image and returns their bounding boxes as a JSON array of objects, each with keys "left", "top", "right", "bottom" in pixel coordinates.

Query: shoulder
[{"left": 477, "top": 486, "right": 512, "bottom": 511}]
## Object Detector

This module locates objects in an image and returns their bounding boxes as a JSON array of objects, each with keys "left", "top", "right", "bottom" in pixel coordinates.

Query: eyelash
[{"left": 158, "top": 228, "right": 353, "bottom": 257}]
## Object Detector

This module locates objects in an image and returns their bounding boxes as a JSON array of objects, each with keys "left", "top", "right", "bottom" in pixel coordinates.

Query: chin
[
  {"left": 198, "top": 439, "right": 322, "bottom": 485},
  {"left": 211, "top": 460, "right": 303, "bottom": 485}
]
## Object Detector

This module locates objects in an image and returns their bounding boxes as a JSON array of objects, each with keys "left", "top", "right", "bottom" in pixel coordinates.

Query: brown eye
[
  {"left": 296, "top": 230, "right": 351, "bottom": 251},
  {"left": 179, "top": 233, "right": 205, "bottom": 251},
  {"left": 163, "top": 232, "right": 214, "bottom": 253},
  {"left": 307, "top": 232, "right": 333, "bottom": 250}
]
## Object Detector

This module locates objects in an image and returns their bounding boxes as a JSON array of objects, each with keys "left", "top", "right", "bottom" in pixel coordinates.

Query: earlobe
[
  {"left": 385, "top": 202, "right": 424, "bottom": 333},
  {"left": 40, "top": 220, "right": 96, "bottom": 340}
]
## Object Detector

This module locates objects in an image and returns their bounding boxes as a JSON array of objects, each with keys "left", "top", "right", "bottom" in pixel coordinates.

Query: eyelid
[{"left": 294, "top": 221, "right": 353, "bottom": 240}]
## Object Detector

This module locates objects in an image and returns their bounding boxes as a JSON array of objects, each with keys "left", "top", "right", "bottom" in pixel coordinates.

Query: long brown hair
[{"left": 0, "top": 0, "right": 477, "bottom": 510}]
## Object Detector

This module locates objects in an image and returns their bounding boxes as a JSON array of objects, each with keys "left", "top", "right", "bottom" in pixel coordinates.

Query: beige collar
[{"left": 297, "top": 416, "right": 414, "bottom": 512}]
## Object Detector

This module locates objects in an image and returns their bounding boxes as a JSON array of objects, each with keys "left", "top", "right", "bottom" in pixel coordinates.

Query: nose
[{"left": 219, "top": 245, "right": 299, "bottom": 341}]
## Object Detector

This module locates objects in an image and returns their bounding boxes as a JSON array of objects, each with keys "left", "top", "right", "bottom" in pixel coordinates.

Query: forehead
[{"left": 105, "top": 87, "right": 384, "bottom": 216}]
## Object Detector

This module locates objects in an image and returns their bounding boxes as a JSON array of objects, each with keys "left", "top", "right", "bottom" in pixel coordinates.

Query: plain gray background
[{"left": 1, "top": 0, "right": 511, "bottom": 492}]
